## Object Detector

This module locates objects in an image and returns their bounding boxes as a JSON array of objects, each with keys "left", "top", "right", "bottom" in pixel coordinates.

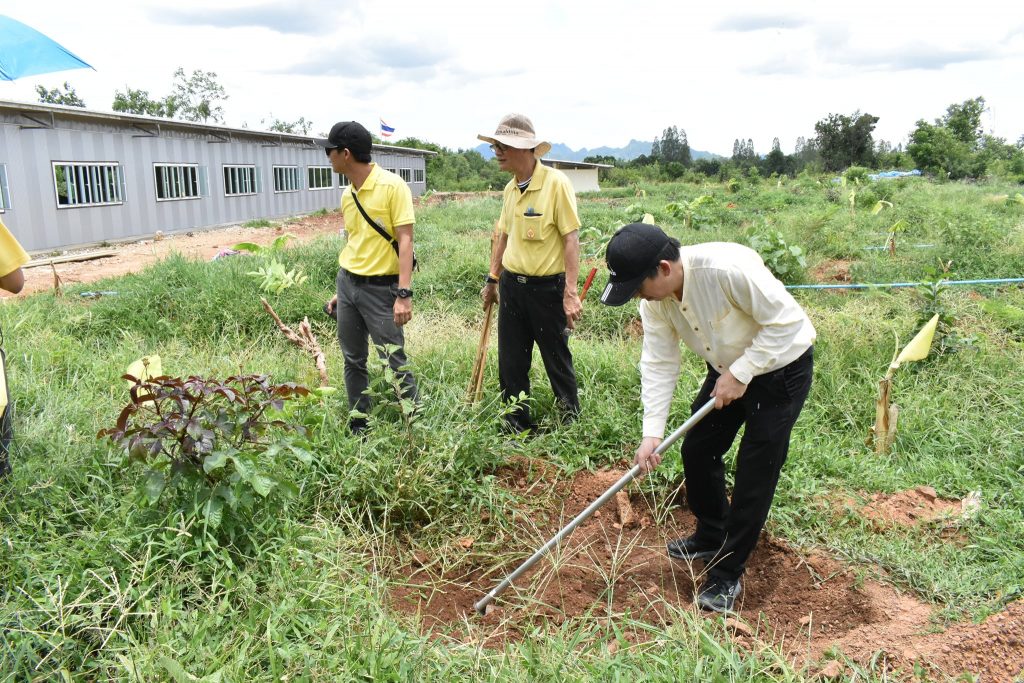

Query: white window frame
[
  {"left": 52, "top": 161, "right": 125, "bottom": 209},
  {"left": 384, "top": 167, "right": 398, "bottom": 176},
  {"left": 223, "top": 165, "right": 259, "bottom": 197},
  {"left": 154, "top": 163, "right": 201, "bottom": 202},
  {"left": 339, "top": 173, "right": 350, "bottom": 188},
  {"left": 307, "top": 166, "right": 334, "bottom": 190},
  {"left": 398, "top": 168, "right": 412, "bottom": 182},
  {"left": 273, "top": 165, "right": 301, "bottom": 194},
  {"left": 0, "top": 164, "right": 10, "bottom": 212},
  {"left": 413, "top": 168, "right": 425, "bottom": 183}
]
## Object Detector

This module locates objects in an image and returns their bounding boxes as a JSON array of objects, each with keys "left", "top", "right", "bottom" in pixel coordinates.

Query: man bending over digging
[{"left": 599, "top": 223, "right": 815, "bottom": 612}]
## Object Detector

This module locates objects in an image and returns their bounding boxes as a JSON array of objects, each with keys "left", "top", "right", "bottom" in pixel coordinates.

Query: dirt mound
[
  {"left": 811, "top": 258, "right": 852, "bottom": 283},
  {"left": 855, "top": 486, "right": 965, "bottom": 529},
  {"left": 390, "top": 468, "right": 1024, "bottom": 681}
]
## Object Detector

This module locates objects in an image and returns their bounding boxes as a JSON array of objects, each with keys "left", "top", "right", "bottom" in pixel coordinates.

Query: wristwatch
[
  {"left": 396, "top": 288, "right": 413, "bottom": 299},
  {"left": 485, "top": 274, "right": 499, "bottom": 285}
]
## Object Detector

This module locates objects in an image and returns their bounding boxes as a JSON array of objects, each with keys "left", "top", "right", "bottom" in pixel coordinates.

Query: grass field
[{"left": 2, "top": 175, "right": 1023, "bottom": 681}]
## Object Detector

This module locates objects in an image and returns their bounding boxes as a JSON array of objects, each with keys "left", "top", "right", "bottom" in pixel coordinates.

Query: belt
[
  {"left": 502, "top": 271, "right": 564, "bottom": 285},
  {"left": 341, "top": 269, "right": 398, "bottom": 285}
]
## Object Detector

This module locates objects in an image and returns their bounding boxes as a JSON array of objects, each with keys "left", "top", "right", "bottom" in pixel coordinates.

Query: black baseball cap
[
  {"left": 315, "top": 121, "right": 372, "bottom": 156},
  {"left": 599, "top": 223, "right": 672, "bottom": 306}
]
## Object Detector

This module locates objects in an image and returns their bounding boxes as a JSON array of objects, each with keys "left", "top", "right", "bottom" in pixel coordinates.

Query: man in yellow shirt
[
  {"left": 317, "top": 122, "right": 418, "bottom": 435},
  {"left": 0, "top": 218, "right": 29, "bottom": 477},
  {"left": 478, "top": 114, "right": 582, "bottom": 432}
]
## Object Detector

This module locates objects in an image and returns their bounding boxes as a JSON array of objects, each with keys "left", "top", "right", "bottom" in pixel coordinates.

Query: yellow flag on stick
[
  {"left": 126, "top": 355, "right": 162, "bottom": 383},
  {"left": 888, "top": 314, "right": 939, "bottom": 376},
  {"left": 873, "top": 314, "right": 939, "bottom": 454}
]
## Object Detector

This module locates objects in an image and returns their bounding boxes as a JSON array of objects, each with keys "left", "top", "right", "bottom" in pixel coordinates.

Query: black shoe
[
  {"left": 666, "top": 535, "right": 723, "bottom": 562},
  {"left": 349, "top": 417, "right": 369, "bottom": 437},
  {"left": 697, "top": 575, "right": 742, "bottom": 613}
]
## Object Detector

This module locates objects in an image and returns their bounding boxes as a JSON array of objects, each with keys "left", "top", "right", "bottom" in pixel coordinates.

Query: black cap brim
[
  {"left": 599, "top": 274, "right": 645, "bottom": 307},
  {"left": 313, "top": 137, "right": 331, "bottom": 148}
]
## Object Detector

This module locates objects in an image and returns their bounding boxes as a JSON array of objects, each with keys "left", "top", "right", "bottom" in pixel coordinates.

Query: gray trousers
[{"left": 335, "top": 270, "right": 418, "bottom": 417}]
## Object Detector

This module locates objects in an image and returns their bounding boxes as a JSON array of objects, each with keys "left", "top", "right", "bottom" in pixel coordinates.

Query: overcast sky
[{"left": 4, "top": 0, "right": 1023, "bottom": 156}]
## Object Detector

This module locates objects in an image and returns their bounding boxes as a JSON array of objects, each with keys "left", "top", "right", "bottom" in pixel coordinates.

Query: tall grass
[{"left": 1, "top": 176, "right": 1022, "bottom": 679}]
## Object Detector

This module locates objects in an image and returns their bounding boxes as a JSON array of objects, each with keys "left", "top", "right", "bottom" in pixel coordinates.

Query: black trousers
[
  {"left": 497, "top": 271, "right": 579, "bottom": 431},
  {"left": 681, "top": 347, "right": 813, "bottom": 580}
]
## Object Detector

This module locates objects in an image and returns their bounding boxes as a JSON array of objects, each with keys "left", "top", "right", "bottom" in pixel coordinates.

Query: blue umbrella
[{"left": 0, "top": 14, "right": 93, "bottom": 81}]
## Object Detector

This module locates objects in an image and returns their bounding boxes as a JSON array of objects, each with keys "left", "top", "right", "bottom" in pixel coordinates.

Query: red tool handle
[{"left": 579, "top": 267, "right": 598, "bottom": 300}]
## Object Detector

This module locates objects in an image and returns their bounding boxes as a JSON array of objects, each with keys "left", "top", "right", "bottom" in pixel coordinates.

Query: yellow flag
[
  {"left": 126, "top": 355, "right": 162, "bottom": 383},
  {"left": 892, "top": 314, "right": 939, "bottom": 369}
]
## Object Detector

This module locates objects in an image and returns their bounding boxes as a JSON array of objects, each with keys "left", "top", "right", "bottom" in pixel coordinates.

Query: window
[
  {"left": 339, "top": 173, "right": 350, "bottom": 188},
  {"left": 154, "top": 164, "right": 201, "bottom": 201},
  {"left": 413, "top": 168, "right": 425, "bottom": 183},
  {"left": 398, "top": 168, "right": 412, "bottom": 182},
  {"left": 53, "top": 162, "right": 125, "bottom": 208},
  {"left": 308, "top": 166, "right": 334, "bottom": 190},
  {"left": 384, "top": 167, "right": 397, "bottom": 175},
  {"left": 223, "top": 165, "right": 259, "bottom": 196},
  {"left": 0, "top": 165, "right": 9, "bottom": 212},
  {"left": 273, "top": 166, "right": 301, "bottom": 193}
]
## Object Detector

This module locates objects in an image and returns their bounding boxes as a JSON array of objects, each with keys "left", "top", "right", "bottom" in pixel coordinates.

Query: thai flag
[{"left": 380, "top": 119, "right": 395, "bottom": 138}]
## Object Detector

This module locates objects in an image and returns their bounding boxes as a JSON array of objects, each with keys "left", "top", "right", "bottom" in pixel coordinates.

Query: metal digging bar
[{"left": 474, "top": 398, "right": 717, "bottom": 615}]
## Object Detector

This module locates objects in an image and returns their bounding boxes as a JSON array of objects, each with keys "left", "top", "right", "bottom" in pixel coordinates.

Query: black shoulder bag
[{"left": 350, "top": 191, "right": 417, "bottom": 270}]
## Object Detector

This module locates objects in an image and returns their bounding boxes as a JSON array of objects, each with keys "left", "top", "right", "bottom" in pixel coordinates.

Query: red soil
[{"left": 391, "top": 466, "right": 1024, "bottom": 682}]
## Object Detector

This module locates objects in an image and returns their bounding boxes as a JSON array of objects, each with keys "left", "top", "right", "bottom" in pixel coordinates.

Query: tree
[
  {"left": 761, "top": 137, "right": 792, "bottom": 177},
  {"left": 264, "top": 117, "right": 313, "bottom": 135},
  {"left": 35, "top": 82, "right": 85, "bottom": 107},
  {"left": 112, "top": 87, "right": 178, "bottom": 117},
  {"left": 654, "top": 125, "right": 691, "bottom": 166},
  {"left": 170, "top": 68, "right": 228, "bottom": 123},
  {"left": 731, "top": 137, "right": 757, "bottom": 170},
  {"left": 942, "top": 96, "right": 985, "bottom": 145},
  {"left": 813, "top": 111, "right": 879, "bottom": 172},
  {"left": 906, "top": 120, "right": 974, "bottom": 179}
]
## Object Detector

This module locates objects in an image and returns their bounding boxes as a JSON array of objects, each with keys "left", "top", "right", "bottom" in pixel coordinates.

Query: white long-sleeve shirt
[{"left": 639, "top": 243, "right": 816, "bottom": 439}]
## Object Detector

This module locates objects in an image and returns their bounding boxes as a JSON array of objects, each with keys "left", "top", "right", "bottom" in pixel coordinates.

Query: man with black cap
[
  {"left": 317, "top": 121, "right": 418, "bottom": 435},
  {"left": 600, "top": 223, "right": 815, "bottom": 612},
  {"left": 477, "top": 113, "right": 582, "bottom": 433}
]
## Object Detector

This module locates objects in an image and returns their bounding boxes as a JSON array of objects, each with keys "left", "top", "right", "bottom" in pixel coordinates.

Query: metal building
[
  {"left": 0, "top": 100, "right": 434, "bottom": 252},
  {"left": 540, "top": 159, "right": 613, "bottom": 194}
]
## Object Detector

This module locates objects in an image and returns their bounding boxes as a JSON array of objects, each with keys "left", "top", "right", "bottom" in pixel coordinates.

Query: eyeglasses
[
  {"left": 489, "top": 142, "right": 509, "bottom": 154},
  {"left": 325, "top": 147, "right": 340, "bottom": 158}
]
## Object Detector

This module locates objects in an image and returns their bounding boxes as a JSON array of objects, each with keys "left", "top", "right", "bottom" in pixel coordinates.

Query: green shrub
[
  {"left": 844, "top": 166, "right": 871, "bottom": 183},
  {"left": 98, "top": 373, "right": 313, "bottom": 544},
  {"left": 744, "top": 228, "right": 807, "bottom": 283}
]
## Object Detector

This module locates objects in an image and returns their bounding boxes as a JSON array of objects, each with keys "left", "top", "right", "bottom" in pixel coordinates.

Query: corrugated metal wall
[{"left": 0, "top": 109, "right": 429, "bottom": 252}]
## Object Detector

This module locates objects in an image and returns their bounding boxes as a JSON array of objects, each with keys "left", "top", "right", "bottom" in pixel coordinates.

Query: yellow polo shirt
[
  {"left": 0, "top": 218, "right": 29, "bottom": 278},
  {"left": 499, "top": 161, "right": 581, "bottom": 276},
  {"left": 338, "top": 164, "right": 415, "bottom": 276}
]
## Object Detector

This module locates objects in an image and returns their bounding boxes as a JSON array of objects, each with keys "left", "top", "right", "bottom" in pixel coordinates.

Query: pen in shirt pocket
[{"left": 523, "top": 208, "right": 543, "bottom": 217}]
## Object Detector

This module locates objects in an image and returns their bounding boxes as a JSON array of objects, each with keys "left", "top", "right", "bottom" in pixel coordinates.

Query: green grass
[{"left": 2, "top": 175, "right": 1023, "bottom": 680}]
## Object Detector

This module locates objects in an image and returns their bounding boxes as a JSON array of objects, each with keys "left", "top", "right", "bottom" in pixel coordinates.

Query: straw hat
[{"left": 477, "top": 113, "right": 552, "bottom": 157}]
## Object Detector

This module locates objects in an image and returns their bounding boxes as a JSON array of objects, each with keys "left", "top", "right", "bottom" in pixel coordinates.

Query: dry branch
[
  {"left": 260, "top": 297, "right": 329, "bottom": 387},
  {"left": 50, "top": 263, "right": 63, "bottom": 297}
]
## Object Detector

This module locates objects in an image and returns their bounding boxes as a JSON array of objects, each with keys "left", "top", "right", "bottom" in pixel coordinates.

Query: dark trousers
[
  {"left": 335, "top": 270, "right": 418, "bottom": 419},
  {"left": 682, "top": 347, "right": 813, "bottom": 580},
  {"left": 497, "top": 271, "right": 579, "bottom": 431}
]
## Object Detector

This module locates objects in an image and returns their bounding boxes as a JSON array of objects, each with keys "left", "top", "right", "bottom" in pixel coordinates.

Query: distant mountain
[{"left": 474, "top": 140, "right": 718, "bottom": 163}]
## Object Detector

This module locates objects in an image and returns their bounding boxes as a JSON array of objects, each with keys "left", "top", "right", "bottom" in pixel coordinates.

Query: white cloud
[{"left": 3, "top": 0, "right": 1023, "bottom": 155}]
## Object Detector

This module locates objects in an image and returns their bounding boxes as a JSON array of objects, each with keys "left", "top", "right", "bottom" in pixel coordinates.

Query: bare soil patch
[
  {"left": 811, "top": 258, "right": 853, "bottom": 283},
  {"left": 3, "top": 211, "right": 346, "bottom": 299},
  {"left": 391, "top": 466, "right": 1024, "bottom": 681},
  {"left": 854, "top": 486, "right": 964, "bottom": 530}
]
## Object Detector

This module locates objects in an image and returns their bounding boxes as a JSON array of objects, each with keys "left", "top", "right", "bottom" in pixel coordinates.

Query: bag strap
[{"left": 351, "top": 190, "right": 400, "bottom": 258}]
